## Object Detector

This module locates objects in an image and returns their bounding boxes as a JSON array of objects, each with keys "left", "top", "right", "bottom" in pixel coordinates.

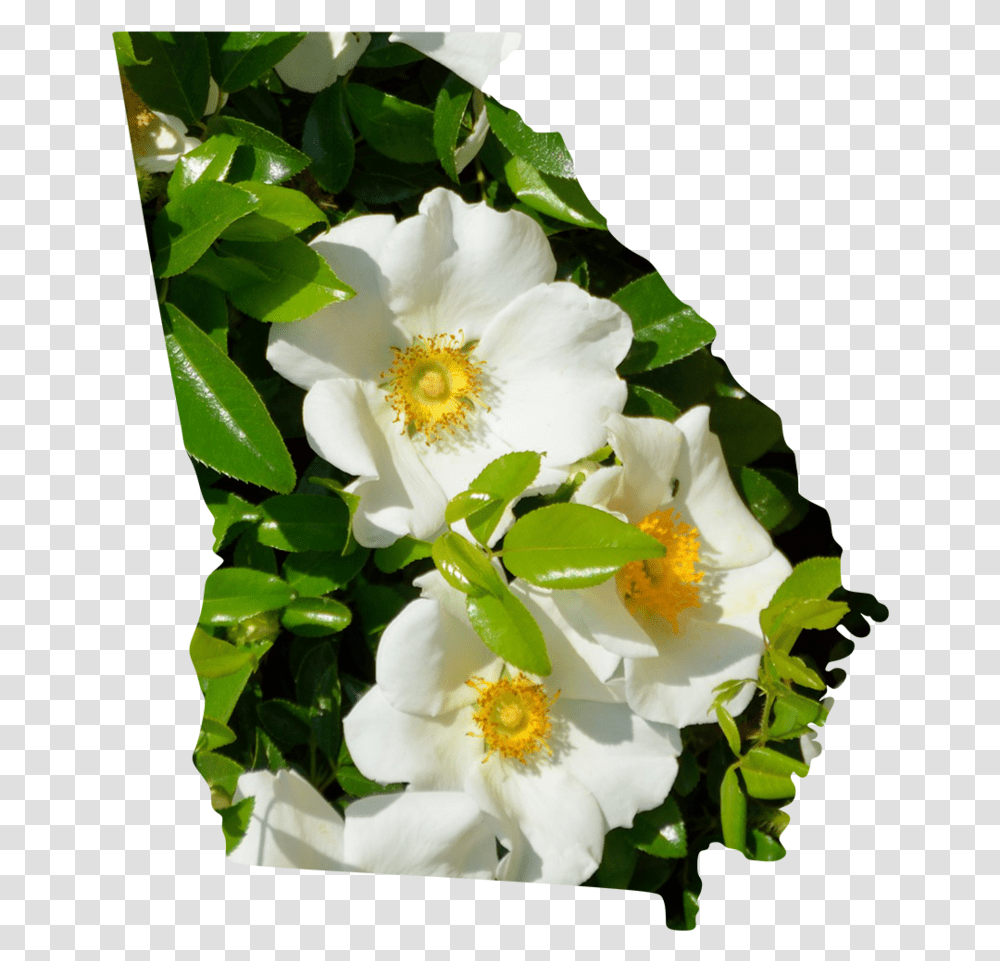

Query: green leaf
[
  {"left": 190, "top": 626, "right": 254, "bottom": 678},
  {"left": 624, "top": 796, "right": 688, "bottom": 859},
  {"left": 720, "top": 766, "right": 747, "bottom": 853},
  {"left": 356, "top": 34, "right": 425, "bottom": 68},
  {"left": 708, "top": 396, "right": 783, "bottom": 468},
  {"left": 769, "top": 556, "right": 843, "bottom": 609},
  {"left": 740, "top": 746, "right": 809, "bottom": 800},
  {"left": 613, "top": 272, "right": 716, "bottom": 375},
  {"left": 167, "top": 133, "right": 241, "bottom": 201},
  {"left": 768, "top": 649, "right": 826, "bottom": 691},
  {"left": 206, "top": 32, "right": 306, "bottom": 93},
  {"left": 716, "top": 704, "right": 742, "bottom": 757},
  {"left": 486, "top": 98, "right": 575, "bottom": 179},
  {"left": 303, "top": 79, "right": 356, "bottom": 194},
  {"left": 311, "top": 710, "right": 342, "bottom": 766},
  {"left": 354, "top": 583, "right": 410, "bottom": 640},
  {"left": 346, "top": 84, "right": 437, "bottom": 164},
  {"left": 747, "top": 829, "right": 786, "bottom": 862},
  {"left": 166, "top": 273, "right": 230, "bottom": 352},
  {"left": 446, "top": 451, "right": 542, "bottom": 546},
  {"left": 347, "top": 149, "right": 441, "bottom": 205},
  {"left": 257, "top": 494, "right": 350, "bottom": 552},
  {"left": 221, "top": 795, "right": 255, "bottom": 855},
  {"left": 739, "top": 467, "right": 794, "bottom": 531},
  {"left": 433, "top": 74, "right": 473, "bottom": 182},
  {"left": 233, "top": 528, "right": 278, "bottom": 575},
  {"left": 306, "top": 477, "right": 361, "bottom": 555},
  {"left": 205, "top": 489, "right": 259, "bottom": 551},
  {"left": 593, "top": 828, "right": 639, "bottom": 889},
  {"left": 631, "top": 347, "right": 720, "bottom": 412},
  {"left": 194, "top": 750, "right": 244, "bottom": 797},
  {"left": 431, "top": 531, "right": 506, "bottom": 597},
  {"left": 215, "top": 116, "right": 311, "bottom": 183},
  {"left": 161, "top": 304, "right": 296, "bottom": 492},
  {"left": 335, "top": 764, "right": 405, "bottom": 799},
  {"left": 280, "top": 596, "right": 352, "bottom": 637},
  {"left": 197, "top": 717, "right": 237, "bottom": 753},
  {"left": 201, "top": 664, "right": 253, "bottom": 725},
  {"left": 217, "top": 237, "right": 355, "bottom": 324},
  {"left": 374, "top": 536, "right": 434, "bottom": 573},
  {"left": 757, "top": 468, "right": 809, "bottom": 536},
  {"left": 125, "top": 31, "right": 211, "bottom": 126},
  {"left": 768, "top": 692, "right": 824, "bottom": 739},
  {"left": 114, "top": 32, "right": 149, "bottom": 68},
  {"left": 152, "top": 180, "right": 260, "bottom": 278},
  {"left": 501, "top": 502, "right": 665, "bottom": 589},
  {"left": 295, "top": 641, "right": 339, "bottom": 708},
  {"left": 257, "top": 698, "right": 313, "bottom": 750},
  {"left": 220, "top": 182, "right": 327, "bottom": 242},
  {"left": 466, "top": 587, "right": 551, "bottom": 677},
  {"left": 623, "top": 384, "right": 681, "bottom": 421},
  {"left": 254, "top": 727, "right": 287, "bottom": 772},
  {"left": 505, "top": 154, "right": 606, "bottom": 230},
  {"left": 199, "top": 567, "right": 295, "bottom": 625},
  {"left": 282, "top": 549, "right": 369, "bottom": 595}
]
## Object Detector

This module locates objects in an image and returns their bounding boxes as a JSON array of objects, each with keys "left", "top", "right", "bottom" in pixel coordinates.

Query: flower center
[
  {"left": 120, "top": 75, "right": 160, "bottom": 158},
  {"left": 615, "top": 508, "right": 704, "bottom": 632},
  {"left": 380, "top": 332, "right": 487, "bottom": 443},
  {"left": 466, "top": 674, "right": 559, "bottom": 765}
]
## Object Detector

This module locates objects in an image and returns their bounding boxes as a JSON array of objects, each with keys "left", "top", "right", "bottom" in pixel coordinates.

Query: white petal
[
  {"left": 557, "top": 699, "right": 681, "bottom": 830},
  {"left": 376, "top": 597, "right": 502, "bottom": 718},
  {"left": 133, "top": 111, "right": 194, "bottom": 173},
  {"left": 343, "top": 791, "right": 498, "bottom": 879},
  {"left": 266, "top": 215, "right": 399, "bottom": 391},
  {"left": 343, "top": 686, "right": 481, "bottom": 789},
  {"left": 229, "top": 768, "right": 347, "bottom": 870},
  {"left": 624, "top": 614, "right": 766, "bottom": 728},
  {"left": 673, "top": 406, "right": 775, "bottom": 569},
  {"left": 302, "top": 379, "right": 448, "bottom": 547},
  {"left": 477, "top": 283, "right": 631, "bottom": 465},
  {"left": 475, "top": 763, "right": 605, "bottom": 885},
  {"left": 575, "top": 464, "right": 625, "bottom": 511},
  {"left": 275, "top": 32, "right": 371, "bottom": 92},
  {"left": 703, "top": 548, "right": 793, "bottom": 621},
  {"left": 604, "top": 414, "right": 685, "bottom": 522},
  {"left": 378, "top": 188, "right": 556, "bottom": 341},
  {"left": 389, "top": 31, "right": 522, "bottom": 89},
  {"left": 454, "top": 105, "right": 490, "bottom": 174}
]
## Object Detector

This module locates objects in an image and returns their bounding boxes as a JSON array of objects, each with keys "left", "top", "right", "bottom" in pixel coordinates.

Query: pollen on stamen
[
  {"left": 379, "top": 331, "right": 488, "bottom": 444},
  {"left": 466, "top": 674, "right": 559, "bottom": 765},
  {"left": 616, "top": 508, "right": 704, "bottom": 633}
]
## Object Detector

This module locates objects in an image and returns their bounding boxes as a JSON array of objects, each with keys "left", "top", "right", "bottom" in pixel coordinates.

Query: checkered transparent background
[{"left": 1, "top": 1, "right": 996, "bottom": 957}]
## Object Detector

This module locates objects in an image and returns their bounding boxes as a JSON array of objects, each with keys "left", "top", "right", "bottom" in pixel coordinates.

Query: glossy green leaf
[
  {"left": 257, "top": 494, "right": 350, "bottom": 552},
  {"left": 280, "top": 596, "right": 352, "bottom": 637},
  {"left": 217, "top": 237, "right": 355, "bottom": 324},
  {"left": 768, "top": 649, "right": 826, "bottom": 691},
  {"left": 739, "top": 466, "right": 794, "bottom": 531},
  {"left": 486, "top": 98, "right": 575, "bottom": 178},
  {"left": 347, "top": 149, "right": 441, "bottom": 205},
  {"left": 433, "top": 74, "right": 473, "bottom": 182},
  {"left": 215, "top": 116, "right": 311, "bottom": 183},
  {"left": 716, "top": 704, "right": 742, "bottom": 757},
  {"left": 747, "top": 829, "right": 786, "bottom": 862},
  {"left": 631, "top": 347, "right": 720, "bottom": 412},
  {"left": 446, "top": 451, "right": 541, "bottom": 546},
  {"left": 167, "top": 133, "right": 241, "bottom": 201},
  {"left": 757, "top": 468, "right": 810, "bottom": 535},
  {"left": 257, "top": 698, "right": 312, "bottom": 750},
  {"left": 201, "top": 664, "right": 253, "bottom": 725},
  {"left": 199, "top": 566, "right": 295, "bottom": 625},
  {"left": 196, "top": 717, "right": 237, "bottom": 753},
  {"left": 253, "top": 727, "right": 287, "bottom": 773},
  {"left": 233, "top": 528, "right": 278, "bottom": 575},
  {"left": 625, "top": 797, "right": 688, "bottom": 859},
  {"left": 195, "top": 750, "right": 244, "bottom": 797},
  {"left": 311, "top": 710, "right": 342, "bottom": 766},
  {"left": 505, "top": 154, "right": 606, "bottom": 230},
  {"left": 374, "top": 536, "right": 434, "bottom": 573},
  {"left": 466, "top": 587, "right": 551, "bottom": 677},
  {"left": 740, "top": 746, "right": 809, "bottom": 800},
  {"left": 614, "top": 272, "right": 716, "bottom": 375},
  {"left": 356, "top": 34, "right": 425, "bottom": 68},
  {"left": 306, "top": 477, "right": 361, "bottom": 555},
  {"left": 282, "top": 548, "right": 369, "bottom": 595},
  {"left": 113, "top": 32, "right": 149, "bottom": 68},
  {"left": 152, "top": 180, "right": 260, "bottom": 278},
  {"left": 220, "top": 182, "right": 327, "bottom": 242},
  {"left": 166, "top": 273, "right": 230, "bottom": 351},
  {"left": 161, "top": 304, "right": 296, "bottom": 492},
  {"left": 303, "top": 79, "right": 356, "bottom": 193},
  {"left": 762, "top": 597, "right": 849, "bottom": 654},
  {"left": 432, "top": 531, "right": 506, "bottom": 597},
  {"left": 709, "top": 396, "right": 783, "bottom": 468},
  {"left": 769, "top": 556, "right": 843, "bottom": 609},
  {"left": 594, "top": 827, "right": 639, "bottom": 889},
  {"left": 205, "top": 489, "right": 259, "bottom": 551},
  {"left": 623, "top": 383, "right": 681, "bottom": 421},
  {"left": 346, "top": 84, "right": 437, "bottom": 164},
  {"left": 125, "top": 31, "right": 211, "bottom": 126},
  {"left": 768, "top": 692, "right": 824, "bottom": 739},
  {"left": 501, "top": 503, "right": 665, "bottom": 589},
  {"left": 295, "top": 641, "right": 339, "bottom": 708},
  {"left": 190, "top": 625, "right": 254, "bottom": 678},
  {"left": 206, "top": 31, "right": 306, "bottom": 93},
  {"left": 336, "top": 764, "right": 405, "bottom": 798},
  {"left": 720, "top": 766, "right": 747, "bottom": 853},
  {"left": 221, "top": 795, "right": 255, "bottom": 855}
]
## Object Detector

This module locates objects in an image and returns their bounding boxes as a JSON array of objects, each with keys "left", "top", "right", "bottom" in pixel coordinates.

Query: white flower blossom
[
  {"left": 267, "top": 188, "right": 631, "bottom": 548},
  {"left": 342, "top": 571, "right": 681, "bottom": 885},
  {"left": 518, "top": 406, "right": 793, "bottom": 729},
  {"left": 274, "top": 32, "right": 372, "bottom": 93},
  {"left": 228, "top": 768, "right": 499, "bottom": 878}
]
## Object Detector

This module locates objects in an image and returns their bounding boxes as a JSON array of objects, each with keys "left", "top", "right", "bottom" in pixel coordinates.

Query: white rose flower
[
  {"left": 518, "top": 406, "right": 793, "bottom": 729},
  {"left": 342, "top": 571, "right": 681, "bottom": 885},
  {"left": 228, "top": 768, "right": 499, "bottom": 878},
  {"left": 274, "top": 32, "right": 372, "bottom": 93},
  {"left": 267, "top": 188, "right": 632, "bottom": 548}
]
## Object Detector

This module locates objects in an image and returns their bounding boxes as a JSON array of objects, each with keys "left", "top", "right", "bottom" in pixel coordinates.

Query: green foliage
[
  {"left": 206, "top": 32, "right": 306, "bottom": 93},
  {"left": 280, "top": 596, "right": 352, "bottom": 636},
  {"left": 485, "top": 98, "right": 575, "bottom": 178},
  {"left": 257, "top": 494, "right": 350, "bottom": 552},
  {"left": 220, "top": 796, "right": 255, "bottom": 854},
  {"left": 199, "top": 567, "right": 295, "bottom": 625},
  {"left": 346, "top": 85, "right": 437, "bottom": 164},
  {"left": 124, "top": 31, "right": 211, "bottom": 126},
  {"left": 445, "top": 451, "right": 541, "bottom": 546},
  {"left": 214, "top": 116, "right": 312, "bottom": 183},
  {"left": 433, "top": 74, "right": 474, "bottom": 182},
  {"left": 303, "top": 80, "right": 356, "bottom": 193},
  {"left": 221, "top": 182, "right": 327, "bottom": 242},
  {"left": 373, "top": 536, "right": 433, "bottom": 573},
  {"left": 167, "top": 133, "right": 241, "bottom": 200}
]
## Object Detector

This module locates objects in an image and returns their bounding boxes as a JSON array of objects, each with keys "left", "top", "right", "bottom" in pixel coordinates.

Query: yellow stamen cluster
[
  {"left": 380, "top": 332, "right": 487, "bottom": 443},
  {"left": 616, "top": 508, "right": 704, "bottom": 632},
  {"left": 120, "top": 74, "right": 159, "bottom": 159},
  {"left": 466, "top": 673, "right": 559, "bottom": 765}
]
